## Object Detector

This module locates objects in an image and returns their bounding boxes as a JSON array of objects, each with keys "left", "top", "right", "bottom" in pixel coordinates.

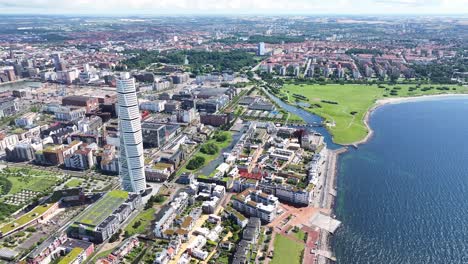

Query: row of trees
[{"left": 123, "top": 49, "right": 257, "bottom": 73}]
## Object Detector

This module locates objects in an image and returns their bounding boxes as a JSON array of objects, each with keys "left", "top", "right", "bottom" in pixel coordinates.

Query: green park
[
  {"left": 178, "top": 131, "right": 233, "bottom": 175},
  {"left": 270, "top": 234, "right": 305, "bottom": 264},
  {"left": 279, "top": 83, "right": 468, "bottom": 144}
]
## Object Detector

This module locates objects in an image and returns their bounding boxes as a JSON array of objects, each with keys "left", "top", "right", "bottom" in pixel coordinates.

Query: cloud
[{"left": 0, "top": 0, "right": 466, "bottom": 14}]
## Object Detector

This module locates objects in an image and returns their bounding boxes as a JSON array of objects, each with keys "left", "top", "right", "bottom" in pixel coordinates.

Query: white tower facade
[
  {"left": 258, "top": 42, "right": 266, "bottom": 56},
  {"left": 117, "top": 72, "right": 146, "bottom": 193}
]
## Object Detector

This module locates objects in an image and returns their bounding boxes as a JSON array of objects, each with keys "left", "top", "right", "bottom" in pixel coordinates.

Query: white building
[
  {"left": 0, "top": 134, "right": 19, "bottom": 152},
  {"left": 117, "top": 72, "right": 146, "bottom": 193},
  {"left": 15, "top": 113, "right": 36, "bottom": 127},
  {"left": 258, "top": 42, "right": 266, "bottom": 56},
  {"left": 139, "top": 100, "right": 166, "bottom": 113},
  {"left": 54, "top": 107, "right": 86, "bottom": 121},
  {"left": 232, "top": 189, "right": 279, "bottom": 223}
]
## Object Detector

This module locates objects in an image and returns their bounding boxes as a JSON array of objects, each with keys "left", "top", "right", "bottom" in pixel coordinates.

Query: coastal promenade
[{"left": 313, "top": 147, "right": 347, "bottom": 264}]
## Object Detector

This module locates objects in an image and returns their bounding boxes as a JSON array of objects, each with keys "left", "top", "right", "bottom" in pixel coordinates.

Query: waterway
[
  {"left": 198, "top": 130, "right": 244, "bottom": 176},
  {"left": 333, "top": 96, "right": 468, "bottom": 263},
  {"left": 262, "top": 88, "right": 341, "bottom": 149}
]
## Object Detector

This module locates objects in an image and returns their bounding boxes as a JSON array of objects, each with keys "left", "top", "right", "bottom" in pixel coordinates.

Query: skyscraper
[
  {"left": 117, "top": 72, "right": 146, "bottom": 193},
  {"left": 257, "top": 42, "right": 266, "bottom": 56}
]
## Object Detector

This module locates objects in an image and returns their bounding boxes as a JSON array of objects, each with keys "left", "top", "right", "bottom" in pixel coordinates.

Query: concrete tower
[{"left": 117, "top": 72, "right": 146, "bottom": 193}]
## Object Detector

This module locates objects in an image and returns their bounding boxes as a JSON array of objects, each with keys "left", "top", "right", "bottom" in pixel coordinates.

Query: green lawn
[
  {"left": 288, "top": 112, "right": 305, "bottom": 123},
  {"left": 0, "top": 168, "right": 60, "bottom": 196},
  {"left": 292, "top": 229, "right": 307, "bottom": 241},
  {"left": 64, "top": 178, "right": 83, "bottom": 188},
  {"left": 124, "top": 207, "right": 155, "bottom": 236},
  {"left": 75, "top": 190, "right": 128, "bottom": 226},
  {"left": 87, "top": 248, "right": 115, "bottom": 263},
  {"left": 0, "top": 203, "right": 54, "bottom": 234},
  {"left": 270, "top": 234, "right": 304, "bottom": 264},
  {"left": 58, "top": 247, "right": 83, "bottom": 264},
  {"left": 282, "top": 84, "right": 468, "bottom": 144}
]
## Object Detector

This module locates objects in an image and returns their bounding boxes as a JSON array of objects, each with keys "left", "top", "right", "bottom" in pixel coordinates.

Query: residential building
[
  {"left": 139, "top": 100, "right": 166, "bottom": 112},
  {"left": 55, "top": 107, "right": 86, "bottom": 121},
  {"left": 0, "top": 97, "right": 19, "bottom": 118},
  {"left": 77, "top": 116, "right": 103, "bottom": 135},
  {"left": 200, "top": 113, "right": 230, "bottom": 127},
  {"left": 231, "top": 189, "right": 279, "bottom": 223},
  {"left": 64, "top": 147, "right": 95, "bottom": 170},
  {"left": 177, "top": 172, "right": 195, "bottom": 185},
  {"left": 15, "top": 113, "right": 36, "bottom": 127},
  {"left": 117, "top": 72, "right": 146, "bottom": 193},
  {"left": 5, "top": 143, "right": 36, "bottom": 161}
]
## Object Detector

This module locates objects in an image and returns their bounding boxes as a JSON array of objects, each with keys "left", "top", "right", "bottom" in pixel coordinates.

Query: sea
[{"left": 333, "top": 96, "right": 468, "bottom": 264}]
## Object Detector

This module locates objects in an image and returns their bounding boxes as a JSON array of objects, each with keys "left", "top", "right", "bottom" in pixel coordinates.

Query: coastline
[
  {"left": 348, "top": 93, "right": 468, "bottom": 147},
  {"left": 322, "top": 93, "right": 468, "bottom": 263}
]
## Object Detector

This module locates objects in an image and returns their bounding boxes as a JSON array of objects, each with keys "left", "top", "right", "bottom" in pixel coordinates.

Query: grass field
[
  {"left": 270, "top": 234, "right": 304, "bottom": 264},
  {"left": 124, "top": 207, "right": 155, "bottom": 236},
  {"left": 0, "top": 168, "right": 60, "bottom": 196},
  {"left": 64, "top": 178, "right": 83, "bottom": 188},
  {"left": 292, "top": 228, "right": 307, "bottom": 241},
  {"left": 75, "top": 190, "right": 128, "bottom": 226},
  {"left": 281, "top": 84, "right": 468, "bottom": 144}
]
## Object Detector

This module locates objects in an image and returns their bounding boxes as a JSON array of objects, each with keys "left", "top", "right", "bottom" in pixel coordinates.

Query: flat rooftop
[
  {"left": 309, "top": 212, "right": 341, "bottom": 234},
  {"left": 74, "top": 190, "right": 128, "bottom": 227}
]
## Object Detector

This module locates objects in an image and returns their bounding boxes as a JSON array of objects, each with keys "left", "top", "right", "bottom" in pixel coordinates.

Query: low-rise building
[
  {"left": 231, "top": 189, "right": 279, "bottom": 223},
  {"left": 55, "top": 106, "right": 86, "bottom": 121},
  {"left": 0, "top": 97, "right": 19, "bottom": 118},
  {"left": 15, "top": 113, "right": 37, "bottom": 127}
]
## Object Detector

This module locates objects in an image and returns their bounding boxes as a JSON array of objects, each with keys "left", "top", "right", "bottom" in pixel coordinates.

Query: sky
[{"left": 0, "top": 0, "right": 467, "bottom": 15}]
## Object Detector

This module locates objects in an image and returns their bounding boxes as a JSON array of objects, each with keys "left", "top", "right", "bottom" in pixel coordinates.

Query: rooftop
[
  {"left": 58, "top": 248, "right": 83, "bottom": 264},
  {"left": 0, "top": 203, "right": 54, "bottom": 235},
  {"left": 73, "top": 190, "right": 128, "bottom": 227}
]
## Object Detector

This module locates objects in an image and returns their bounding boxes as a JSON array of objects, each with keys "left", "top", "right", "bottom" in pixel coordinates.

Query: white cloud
[{"left": 0, "top": 0, "right": 466, "bottom": 14}]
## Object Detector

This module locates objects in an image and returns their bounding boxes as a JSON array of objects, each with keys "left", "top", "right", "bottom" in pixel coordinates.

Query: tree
[
  {"left": 186, "top": 156, "right": 206, "bottom": 170},
  {"left": 200, "top": 143, "right": 219, "bottom": 155}
]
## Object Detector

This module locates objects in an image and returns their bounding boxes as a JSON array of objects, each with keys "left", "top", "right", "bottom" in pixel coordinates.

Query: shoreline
[
  {"left": 322, "top": 93, "right": 468, "bottom": 263},
  {"left": 347, "top": 93, "right": 468, "bottom": 147}
]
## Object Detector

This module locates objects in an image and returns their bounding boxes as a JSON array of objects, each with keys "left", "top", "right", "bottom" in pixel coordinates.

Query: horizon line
[{"left": 1, "top": 13, "right": 467, "bottom": 17}]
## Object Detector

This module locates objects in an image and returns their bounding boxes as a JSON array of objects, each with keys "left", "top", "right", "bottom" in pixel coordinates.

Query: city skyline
[{"left": 0, "top": 0, "right": 467, "bottom": 15}]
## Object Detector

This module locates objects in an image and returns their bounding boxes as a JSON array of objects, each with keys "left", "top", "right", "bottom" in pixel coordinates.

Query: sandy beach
[{"left": 349, "top": 93, "right": 468, "bottom": 146}]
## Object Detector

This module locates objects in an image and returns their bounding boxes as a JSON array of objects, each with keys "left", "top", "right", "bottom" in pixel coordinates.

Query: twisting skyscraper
[{"left": 117, "top": 72, "right": 146, "bottom": 193}]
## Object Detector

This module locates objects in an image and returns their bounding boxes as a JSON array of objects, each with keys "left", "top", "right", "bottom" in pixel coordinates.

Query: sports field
[
  {"left": 281, "top": 84, "right": 468, "bottom": 144},
  {"left": 75, "top": 190, "right": 128, "bottom": 226}
]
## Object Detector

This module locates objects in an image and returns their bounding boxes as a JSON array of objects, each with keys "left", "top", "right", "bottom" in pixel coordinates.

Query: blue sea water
[{"left": 333, "top": 97, "right": 468, "bottom": 264}]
